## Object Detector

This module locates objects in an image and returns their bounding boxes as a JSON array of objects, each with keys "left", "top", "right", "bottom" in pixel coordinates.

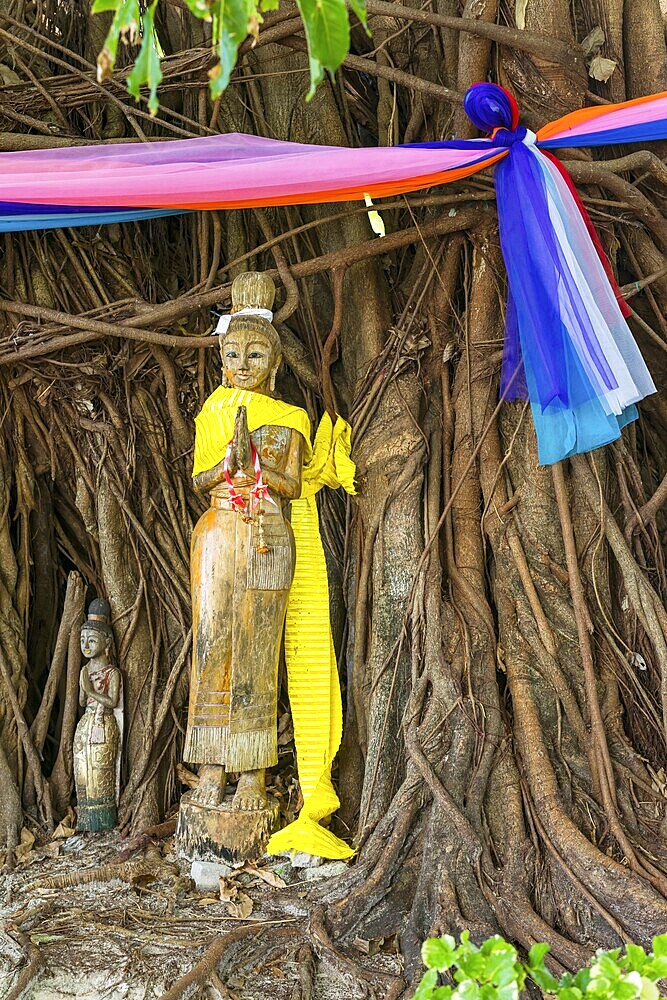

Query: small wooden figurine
[{"left": 73, "top": 598, "right": 123, "bottom": 832}]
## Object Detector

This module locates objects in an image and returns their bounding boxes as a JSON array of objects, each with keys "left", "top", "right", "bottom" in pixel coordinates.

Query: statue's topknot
[
  {"left": 231, "top": 271, "right": 276, "bottom": 313},
  {"left": 81, "top": 597, "right": 114, "bottom": 639},
  {"left": 225, "top": 271, "right": 281, "bottom": 357}
]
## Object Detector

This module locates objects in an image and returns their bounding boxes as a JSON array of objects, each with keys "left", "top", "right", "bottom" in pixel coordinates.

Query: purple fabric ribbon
[
  {"left": 464, "top": 83, "right": 519, "bottom": 133},
  {"left": 464, "top": 84, "right": 618, "bottom": 410}
]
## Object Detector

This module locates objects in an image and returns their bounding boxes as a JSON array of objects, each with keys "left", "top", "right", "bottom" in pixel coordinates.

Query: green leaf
[
  {"left": 558, "top": 988, "right": 583, "bottom": 1000},
  {"left": 348, "top": 0, "right": 369, "bottom": 32},
  {"left": 108, "top": 0, "right": 142, "bottom": 49},
  {"left": 638, "top": 977, "right": 660, "bottom": 1000},
  {"left": 455, "top": 979, "right": 481, "bottom": 1000},
  {"left": 495, "top": 984, "right": 519, "bottom": 1000},
  {"left": 305, "top": 52, "right": 324, "bottom": 100},
  {"left": 652, "top": 936, "right": 667, "bottom": 959},
  {"left": 423, "top": 937, "right": 458, "bottom": 973},
  {"left": 260, "top": 0, "right": 280, "bottom": 9},
  {"left": 91, "top": 0, "right": 122, "bottom": 11},
  {"left": 529, "top": 966, "right": 559, "bottom": 993},
  {"left": 574, "top": 968, "right": 591, "bottom": 992},
  {"left": 296, "top": 0, "right": 349, "bottom": 98},
  {"left": 410, "top": 933, "right": 667, "bottom": 1000},
  {"left": 126, "top": 1, "right": 163, "bottom": 114},
  {"left": 455, "top": 953, "right": 487, "bottom": 982},
  {"left": 528, "top": 943, "right": 551, "bottom": 966},
  {"left": 94, "top": 0, "right": 140, "bottom": 80},
  {"left": 625, "top": 946, "right": 648, "bottom": 973},
  {"left": 480, "top": 936, "right": 514, "bottom": 957},
  {"left": 643, "top": 957, "right": 667, "bottom": 980},
  {"left": 414, "top": 969, "right": 439, "bottom": 1000},
  {"left": 482, "top": 951, "right": 519, "bottom": 988},
  {"left": 594, "top": 954, "right": 624, "bottom": 983},
  {"left": 528, "top": 942, "right": 559, "bottom": 992},
  {"left": 609, "top": 980, "right": 641, "bottom": 1000},
  {"left": 210, "top": 0, "right": 253, "bottom": 97}
]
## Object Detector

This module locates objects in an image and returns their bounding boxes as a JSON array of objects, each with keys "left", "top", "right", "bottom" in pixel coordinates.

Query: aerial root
[
  {"left": 2, "top": 901, "right": 53, "bottom": 1000},
  {"left": 150, "top": 906, "right": 406, "bottom": 1000},
  {"left": 4, "top": 930, "right": 42, "bottom": 1000},
  {"left": 294, "top": 943, "right": 316, "bottom": 1000},
  {"left": 309, "top": 905, "right": 405, "bottom": 997},
  {"left": 156, "top": 922, "right": 302, "bottom": 1000}
]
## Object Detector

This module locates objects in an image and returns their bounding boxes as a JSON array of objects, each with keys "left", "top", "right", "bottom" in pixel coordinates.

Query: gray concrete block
[{"left": 190, "top": 859, "right": 232, "bottom": 891}]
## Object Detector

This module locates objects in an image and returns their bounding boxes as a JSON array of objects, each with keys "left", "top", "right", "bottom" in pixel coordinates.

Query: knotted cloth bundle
[
  {"left": 2, "top": 83, "right": 666, "bottom": 461},
  {"left": 193, "top": 386, "right": 356, "bottom": 859},
  {"left": 463, "top": 84, "right": 657, "bottom": 463}
]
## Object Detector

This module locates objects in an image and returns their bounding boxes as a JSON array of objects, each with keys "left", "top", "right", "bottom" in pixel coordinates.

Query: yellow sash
[{"left": 192, "top": 386, "right": 355, "bottom": 859}]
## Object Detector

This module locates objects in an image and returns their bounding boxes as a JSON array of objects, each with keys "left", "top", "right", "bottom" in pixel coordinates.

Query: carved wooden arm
[
  {"left": 260, "top": 431, "right": 303, "bottom": 500},
  {"left": 80, "top": 668, "right": 121, "bottom": 710}
]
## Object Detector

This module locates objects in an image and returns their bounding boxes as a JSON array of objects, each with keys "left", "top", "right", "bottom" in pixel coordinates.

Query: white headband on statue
[{"left": 213, "top": 307, "right": 274, "bottom": 336}]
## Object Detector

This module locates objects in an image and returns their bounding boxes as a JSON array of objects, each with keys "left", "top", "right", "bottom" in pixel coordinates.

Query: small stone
[
  {"left": 289, "top": 851, "right": 324, "bottom": 869},
  {"left": 302, "top": 861, "right": 349, "bottom": 881},
  {"left": 190, "top": 859, "right": 232, "bottom": 891}
]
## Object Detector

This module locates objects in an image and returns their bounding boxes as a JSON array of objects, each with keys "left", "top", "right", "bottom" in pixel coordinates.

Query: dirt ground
[{"left": 0, "top": 827, "right": 401, "bottom": 999}]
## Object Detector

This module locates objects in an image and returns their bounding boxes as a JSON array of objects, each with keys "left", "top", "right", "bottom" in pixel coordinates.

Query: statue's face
[
  {"left": 222, "top": 329, "right": 278, "bottom": 393},
  {"left": 81, "top": 628, "right": 108, "bottom": 659}
]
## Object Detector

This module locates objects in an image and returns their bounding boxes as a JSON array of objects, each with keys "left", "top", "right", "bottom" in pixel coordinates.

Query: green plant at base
[
  {"left": 413, "top": 932, "right": 667, "bottom": 1000},
  {"left": 92, "top": 0, "right": 369, "bottom": 113}
]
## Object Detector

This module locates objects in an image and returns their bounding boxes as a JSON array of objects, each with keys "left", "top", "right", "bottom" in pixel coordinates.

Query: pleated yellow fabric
[{"left": 192, "top": 386, "right": 355, "bottom": 859}]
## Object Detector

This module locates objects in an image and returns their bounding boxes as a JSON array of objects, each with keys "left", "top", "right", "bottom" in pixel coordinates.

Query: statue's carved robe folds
[
  {"left": 184, "top": 386, "right": 357, "bottom": 859},
  {"left": 185, "top": 425, "right": 299, "bottom": 772},
  {"left": 73, "top": 666, "right": 122, "bottom": 832}
]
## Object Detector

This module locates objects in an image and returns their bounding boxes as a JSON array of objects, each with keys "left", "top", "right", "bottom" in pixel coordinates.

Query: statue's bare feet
[
  {"left": 190, "top": 765, "right": 227, "bottom": 807},
  {"left": 232, "top": 770, "right": 267, "bottom": 811}
]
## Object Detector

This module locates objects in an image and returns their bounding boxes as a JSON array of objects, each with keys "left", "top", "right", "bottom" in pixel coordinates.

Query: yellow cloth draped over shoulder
[{"left": 192, "top": 386, "right": 355, "bottom": 860}]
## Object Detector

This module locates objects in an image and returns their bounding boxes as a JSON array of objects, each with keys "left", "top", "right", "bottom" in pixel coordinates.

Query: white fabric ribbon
[
  {"left": 526, "top": 142, "right": 655, "bottom": 417},
  {"left": 213, "top": 306, "right": 274, "bottom": 336},
  {"left": 522, "top": 128, "right": 537, "bottom": 146}
]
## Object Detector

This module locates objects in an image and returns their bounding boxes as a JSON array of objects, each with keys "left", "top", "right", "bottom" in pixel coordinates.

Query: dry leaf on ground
[
  {"left": 15, "top": 828, "right": 35, "bottom": 862},
  {"left": 53, "top": 807, "right": 77, "bottom": 839},
  {"left": 250, "top": 866, "right": 287, "bottom": 889},
  {"left": 219, "top": 878, "right": 238, "bottom": 903},
  {"left": 39, "top": 842, "right": 61, "bottom": 860},
  {"left": 226, "top": 891, "right": 253, "bottom": 918},
  {"left": 353, "top": 936, "right": 384, "bottom": 956}
]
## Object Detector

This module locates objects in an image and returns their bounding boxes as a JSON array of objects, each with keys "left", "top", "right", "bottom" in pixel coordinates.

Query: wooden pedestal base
[{"left": 175, "top": 790, "right": 280, "bottom": 864}]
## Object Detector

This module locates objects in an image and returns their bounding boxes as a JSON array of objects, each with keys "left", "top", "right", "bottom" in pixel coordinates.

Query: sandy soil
[{"left": 0, "top": 830, "right": 400, "bottom": 999}]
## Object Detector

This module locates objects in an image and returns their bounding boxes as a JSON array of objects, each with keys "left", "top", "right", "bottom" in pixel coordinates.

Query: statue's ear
[{"left": 270, "top": 353, "right": 281, "bottom": 392}]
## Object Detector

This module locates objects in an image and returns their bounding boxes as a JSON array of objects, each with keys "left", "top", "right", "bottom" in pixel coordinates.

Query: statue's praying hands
[{"left": 227, "top": 405, "right": 255, "bottom": 480}]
